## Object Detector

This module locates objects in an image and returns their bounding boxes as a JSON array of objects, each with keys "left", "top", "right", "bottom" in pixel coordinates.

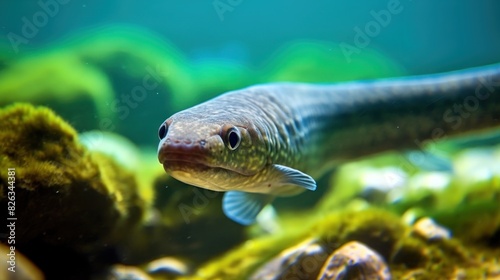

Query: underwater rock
[
  {"left": 249, "top": 238, "right": 329, "bottom": 280},
  {"left": 0, "top": 103, "right": 146, "bottom": 277},
  {"left": 250, "top": 238, "right": 391, "bottom": 280},
  {"left": 0, "top": 244, "right": 44, "bottom": 280},
  {"left": 317, "top": 241, "right": 391, "bottom": 280},
  {"left": 411, "top": 217, "right": 451, "bottom": 241}
]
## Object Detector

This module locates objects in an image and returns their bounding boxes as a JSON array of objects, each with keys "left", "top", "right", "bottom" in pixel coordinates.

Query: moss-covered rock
[
  {"left": 0, "top": 103, "right": 145, "bottom": 248},
  {"left": 0, "top": 103, "right": 147, "bottom": 278}
]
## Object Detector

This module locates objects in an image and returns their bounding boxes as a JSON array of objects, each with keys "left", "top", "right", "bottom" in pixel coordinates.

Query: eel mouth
[
  {"left": 159, "top": 148, "right": 213, "bottom": 173},
  {"left": 159, "top": 150, "right": 234, "bottom": 192},
  {"left": 159, "top": 150, "right": 256, "bottom": 179},
  {"left": 158, "top": 136, "right": 211, "bottom": 166},
  {"left": 160, "top": 151, "right": 208, "bottom": 165},
  {"left": 157, "top": 137, "right": 256, "bottom": 176}
]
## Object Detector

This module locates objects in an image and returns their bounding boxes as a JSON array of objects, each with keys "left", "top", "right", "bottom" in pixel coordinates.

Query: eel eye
[
  {"left": 225, "top": 126, "right": 241, "bottom": 150},
  {"left": 158, "top": 123, "right": 168, "bottom": 140}
]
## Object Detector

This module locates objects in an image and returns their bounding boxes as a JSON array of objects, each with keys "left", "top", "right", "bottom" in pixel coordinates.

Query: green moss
[
  {"left": 311, "top": 210, "right": 405, "bottom": 259},
  {"left": 390, "top": 235, "right": 500, "bottom": 279}
]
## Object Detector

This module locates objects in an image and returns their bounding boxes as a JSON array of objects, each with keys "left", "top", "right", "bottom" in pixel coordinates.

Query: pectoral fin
[
  {"left": 272, "top": 164, "right": 317, "bottom": 191},
  {"left": 222, "top": 165, "right": 315, "bottom": 225},
  {"left": 222, "top": 191, "right": 274, "bottom": 225}
]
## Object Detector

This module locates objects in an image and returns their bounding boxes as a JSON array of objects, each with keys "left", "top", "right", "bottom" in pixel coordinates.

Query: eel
[{"left": 157, "top": 63, "right": 500, "bottom": 225}]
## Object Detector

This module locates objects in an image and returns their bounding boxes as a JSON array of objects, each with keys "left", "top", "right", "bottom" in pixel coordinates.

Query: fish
[{"left": 157, "top": 63, "right": 500, "bottom": 225}]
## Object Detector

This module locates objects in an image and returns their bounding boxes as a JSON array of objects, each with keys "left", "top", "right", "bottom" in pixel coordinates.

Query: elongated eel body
[{"left": 158, "top": 64, "right": 500, "bottom": 225}]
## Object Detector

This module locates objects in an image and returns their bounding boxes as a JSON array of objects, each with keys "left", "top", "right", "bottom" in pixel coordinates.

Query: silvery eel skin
[{"left": 158, "top": 63, "right": 500, "bottom": 225}]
